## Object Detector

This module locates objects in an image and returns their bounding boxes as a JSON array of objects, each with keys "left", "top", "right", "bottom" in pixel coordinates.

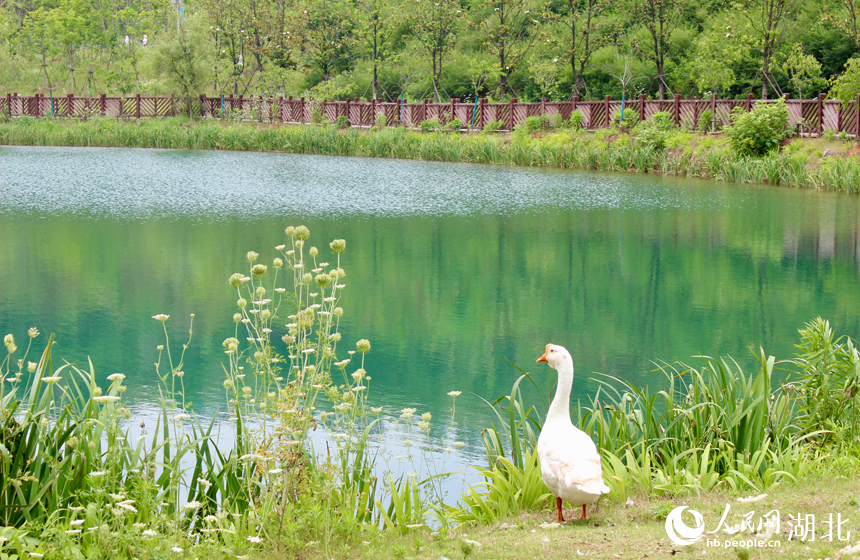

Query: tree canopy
[{"left": 0, "top": 0, "right": 858, "bottom": 101}]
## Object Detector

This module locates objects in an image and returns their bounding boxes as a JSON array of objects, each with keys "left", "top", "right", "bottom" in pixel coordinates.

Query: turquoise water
[{"left": 2, "top": 146, "right": 860, "bottom": 458}]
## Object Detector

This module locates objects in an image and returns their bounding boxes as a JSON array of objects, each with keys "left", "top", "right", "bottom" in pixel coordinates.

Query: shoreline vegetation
[
  {"left": 1, "top": 114, "right": 859, "bottom": 192},
  {"left": 4, "top": 225, "right": 860, "bottom": 559}
]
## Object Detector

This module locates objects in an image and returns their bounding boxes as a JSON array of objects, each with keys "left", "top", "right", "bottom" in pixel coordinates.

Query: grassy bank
[
  {"left": 297, "top": 477, "right": 860, "bottom": 560},
  {"left": 1, "top": 117, "right": 860, "bottom": 192}
]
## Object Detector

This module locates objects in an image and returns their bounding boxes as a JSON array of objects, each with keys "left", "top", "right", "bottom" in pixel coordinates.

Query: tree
[
  {"left": 296, "top": 0, "right": 355, "bottom": 82},
  {"left": 407, "top": 0, "right": 461, "bottom": 101},
  {"left": 688, "top": 21, "right": 751, "bottom": 96},
  {"left": 557, "top": 0, "right": 613, "bottom": 98},
  {"left": 822, "top": 0, "right": 860, "bottom": 49},
  {"left": 150, "top": 13, "right": 212, "bottom": 117},
  {"left": 830, "top": 56, "right": 860, "bottom": 105},
  {"left": 737, "top": 0, "right": 797, "bottom": 99},
  {"left": 630, "top": 0, "right": 680, "bottom": 100},
  {"left": 477, "top": 0, "right": 548, "bottom": 98},
  {"left": 19, "top": 7, "right": 54, "bottom": 89},
  {"left": 599, "top": 48, "right": 647, "bottom": 102},
  {"left": 466, "top": 57, "right": 500, "bottom": 99},
  {"left": 355, "top": 0, "right": 400, "bottom": 100},
  {"left": 779, "top": 43, "right": 825, "bottom": 99}
]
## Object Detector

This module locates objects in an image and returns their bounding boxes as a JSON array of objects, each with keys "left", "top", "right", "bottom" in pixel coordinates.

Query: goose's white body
[{"left": 536, "top": 344, "right": 609, "bottom": 520}]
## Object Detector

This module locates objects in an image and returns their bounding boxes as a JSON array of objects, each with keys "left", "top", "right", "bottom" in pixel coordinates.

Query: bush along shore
[
  {"left": 4, "top": 226, "right": 860, "bottom": 559},
  {"left": 1, "top": 99, "right": 860, "bottom": 192}
]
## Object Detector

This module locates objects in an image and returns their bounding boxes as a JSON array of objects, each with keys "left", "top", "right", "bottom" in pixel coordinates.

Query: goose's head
[{"left": 536, "top": 343, "right": 572, "bottom": 371}]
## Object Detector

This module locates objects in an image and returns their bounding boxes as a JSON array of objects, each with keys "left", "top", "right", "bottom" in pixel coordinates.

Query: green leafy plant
[
  {"left": 568, "top": 110, "right": 585, "bottom": 131},
  {"left": 419, "top": 118, "right": 441, "bottom": 132},
  {"left": 698, "top": 109, "right": 714, "bottom": 133},
  {"left": 635, "top": 111, "right": 674, "bottom": 150},
  {"left": 792, "top": 317, "right": 860, "bottom": 445},
  {"left": 336, "top": 114, "right": 351, "bottom": 129},
  {"left": 483, "top": 119, "right": 505, "bottom": 132},
  {"left": 725, "top": 98, "right": 792, "bottom": 156}
]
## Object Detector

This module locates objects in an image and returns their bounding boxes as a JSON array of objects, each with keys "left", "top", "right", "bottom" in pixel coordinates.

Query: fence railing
[{"left": 3, "top": 92, "right": 859, "bottom": 136}]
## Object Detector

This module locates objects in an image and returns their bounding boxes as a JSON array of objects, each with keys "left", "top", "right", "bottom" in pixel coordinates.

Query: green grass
[
  {"left": 2, "top": 117, "right": 859, "bottom": 192},
  {"left": 255, "top": 476, "right": 860, "bottom": 560}
]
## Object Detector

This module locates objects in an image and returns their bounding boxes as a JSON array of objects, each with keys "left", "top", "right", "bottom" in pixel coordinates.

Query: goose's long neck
[{"left": 547, "top": 361, "right": 574, "bottom": 422}]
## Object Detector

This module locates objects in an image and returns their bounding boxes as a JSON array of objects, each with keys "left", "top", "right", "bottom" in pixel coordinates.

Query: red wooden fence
[{"left": 3, "top": 92, "right": 859, "bottom": 136}]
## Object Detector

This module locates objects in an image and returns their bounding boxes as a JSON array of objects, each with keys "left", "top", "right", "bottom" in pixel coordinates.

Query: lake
[{"left": 2, "top": 145, "right": 860, "bottom": 465}]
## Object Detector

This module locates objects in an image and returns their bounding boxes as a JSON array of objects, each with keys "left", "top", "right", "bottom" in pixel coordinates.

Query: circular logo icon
[{"left": 665, "top": 506, "right": 705, "bottom": 546}]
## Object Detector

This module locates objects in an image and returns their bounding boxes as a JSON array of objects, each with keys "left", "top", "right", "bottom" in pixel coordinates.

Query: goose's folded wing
[{"left": 540, "top": 431, "right": 610, "bottom": 495}]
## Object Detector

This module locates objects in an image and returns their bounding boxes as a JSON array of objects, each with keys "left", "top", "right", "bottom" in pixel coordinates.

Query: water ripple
[{"left": 0, "top": 146, "right": 768, "bottom": 221}]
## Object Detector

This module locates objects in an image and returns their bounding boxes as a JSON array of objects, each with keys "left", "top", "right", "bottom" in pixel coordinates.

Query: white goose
[{"left": 536, "top": 343, "right": 609, "bottom": 522}]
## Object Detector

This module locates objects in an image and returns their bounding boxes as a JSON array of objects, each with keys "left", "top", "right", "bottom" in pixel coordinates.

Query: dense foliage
[
  {"left": 0, "top": 0, "right": 859, "bottom": 102},
  {"left": 725, "top": 97, "right": 792, "bottom": 155}
]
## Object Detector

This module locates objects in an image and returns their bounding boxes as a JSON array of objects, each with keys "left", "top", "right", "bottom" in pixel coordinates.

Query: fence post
[
  {"left": 541, "top": 97, "right": 547, "bottom": 117},
  {"left": 640, "top": 94, "right": 646, "bottom": 121},
  {"left": 817, "top": 92, "right": 826, "bottom": 135},
  {"left": 422, "top": 99, "right": 428, "bottom": 123},
  {"left": 572, "top": 96, "right": 578, "bottom": 112},
  {"left": 344, "top": 97, "right": 351, "bottom": 123},
  {"left": 135, "top": 93, "right": 141, "bottom": 119},
  {"left": 300, "top": 97, "right": 305, "bottom": 124},
  {"left": 450, "top": 97, "right": 456, "bottom": 123},
  {"left": 673, "top": 94, "right": 681, "bottom": 127},
  {"left": 745, "top": 93, "right": 753, "bottom": 113},
  {"left": 200, "top": 94, "right": 207, "bottom": 117},
  {"left": 509, "top": 97, "right": 517, "bottom": 130},
  {"left": 100, "top": 93, "right": 106, "bottom": 116},
  {"left": 604, "top": 95, "right": 611, "bottom": 128},
  {"left": 5, "top": 93, "right": 10, "bottom": 117},
  {"left": 67, "top": 93, "right": 74, "bottom": 117},
  {"left": 276, "top": 96, "right": 282, "bottom": 123},
  {"left": 370, "top": 98, "right": 376, "bottom": 127}
]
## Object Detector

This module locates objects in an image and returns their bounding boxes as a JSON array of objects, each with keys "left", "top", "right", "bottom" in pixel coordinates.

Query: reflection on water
[{"left": 2, "top": 146, "right": 860, "bottom": 461}]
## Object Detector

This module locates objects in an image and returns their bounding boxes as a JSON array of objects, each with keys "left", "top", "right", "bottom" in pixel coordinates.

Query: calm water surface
[{"left": 2, "top": 146, "right": 860, "bottom": 461}]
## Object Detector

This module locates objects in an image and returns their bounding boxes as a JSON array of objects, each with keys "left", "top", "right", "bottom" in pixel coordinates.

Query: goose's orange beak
[{"left": 536, "top": 343, "right": 551, "bottom": 363}]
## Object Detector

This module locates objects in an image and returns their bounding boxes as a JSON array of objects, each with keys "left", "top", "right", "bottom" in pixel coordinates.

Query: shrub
[
  {"left": 541, "top": 112, "right": 561, "bottom": 130},
  {"left": 310, "top": 104, "right": 324, "bottom": 125},
  {"left": 447, "top": 117, "right": 463, "bottom": 131},
  {"left": 829, "top": 56, "right": 860, "bottom": 106},
  {"left": 375, "top": 113, "right": 388, "bottom": 128},
  {"left": 568, "top": 109, "right": 585, "bottom": 131},
  {"left": 484, "top": 120, "right": 505, "bottom": 132},
  {"left": 635, "top": 111, "right": 674, "bottom": 150},
  {"left": 419, "top": 118, "right": 441, "bottom": 132},
  {"left": 515, "top": 115, "right": 546, "bottom": 134},
  {"left": 698, "top": 109, "right": 714, "bottom": 133},
  {"left": 725, "top": 98, "right": 792, "bottom": 156},
  {"left": 335, "top": 115, "right": 351, "bottom": 129},
  {"left": 611, "top": 107, "right": 639, "bottom": 129}
]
